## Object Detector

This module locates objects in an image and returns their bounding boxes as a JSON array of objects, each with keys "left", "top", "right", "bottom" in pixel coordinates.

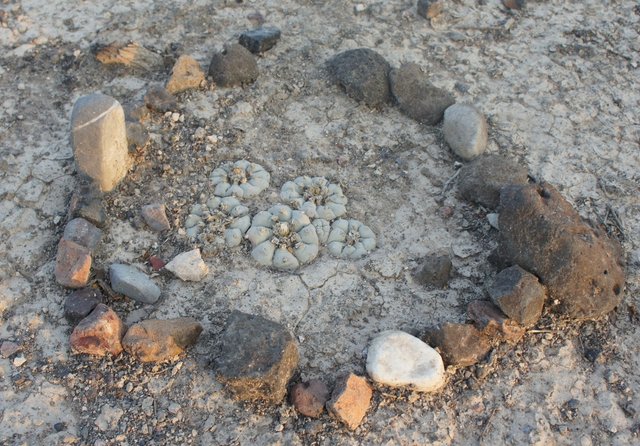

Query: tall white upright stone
[{"left": 71, "top": 93, "right": 131, "bottom": 192}]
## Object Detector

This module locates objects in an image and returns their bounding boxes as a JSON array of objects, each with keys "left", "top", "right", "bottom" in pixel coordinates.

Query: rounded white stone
[
  {"left": 165, "top": 249, "right": 208, "bottom": 281},
  {"left": 366, "top": 330, "right": 445, "bottom": 392},
  {"left": 442, "top": 103, "right": 488, "bottom": 161}
]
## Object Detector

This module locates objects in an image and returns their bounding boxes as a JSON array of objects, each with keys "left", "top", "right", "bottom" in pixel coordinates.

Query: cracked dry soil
[{"left": 1, "top": 1, "right": 639, "bottom": 445}]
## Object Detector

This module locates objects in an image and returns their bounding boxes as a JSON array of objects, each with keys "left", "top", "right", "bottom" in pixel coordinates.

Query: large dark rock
[
  {"left": 239, "top": 27, "right": 281, "bottom": 54},
  {"left": 389, "top": 62, "right": 454, "bottom": 125},
  {"left": 327, "top": 48, "right": 391, "bottom": 108},
  {"left": 423, "top": 322, "right": 491, "bottom": 367},
  {"left": 488, "top": 265, "right": 546, "bottom": 326},
  {"left": 216, "top": 311, "right": 298, "bottom": 404},
  {"left": 208, "top": 44, "right": 259, "bottom": 87},
  {"left": 497, "top": 182, "right": 625, "bottom": 319},
  {"left": 458, "top": 154, "right": 529, "bottom": 209}
]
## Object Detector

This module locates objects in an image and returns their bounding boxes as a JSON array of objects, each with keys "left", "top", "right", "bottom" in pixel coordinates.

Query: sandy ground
[{"left": 0, "top": 0, "right": 639, "bottom": 445}]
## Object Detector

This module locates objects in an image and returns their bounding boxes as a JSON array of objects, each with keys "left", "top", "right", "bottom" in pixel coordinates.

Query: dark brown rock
[
  {"left": 67, "top": 181, "right": 106, "bottom": 228},
  {"left": 497, "top": 182, "right": 625, "bottom": 319},
  {"left": 63, "top": 218, "right": 103, "bottom": 252},
  {"left": 216, "top": 311, "right": 298, "bottom": 404},
  {"left": 122, "top": 318, "right": 203, "bottom": 362},
  {"left": 208, "top": 44, "right": 259, "bottom": 87},
  {"left": 290, "top": 380, "right": 329, "bottom": 418},
  {"left": 503, "top": 0, "right": 526, "bottom": 10},
  {"left": 141, "top": 203, "right": 171, "bottom": 232},
  {"left": 424, "top": 322, "right": 491, "bottom": 367},
  {"left": 467, "top": 300, "right": 525, "bottom": 345},
  {"left": 55, "top": 239, "right": 92, "bottom": 289},
  {"left": 415, "top": 254, "right": 452, "bottom": 288},
  {"left": 144, "top": 85, "right": 177, "bottom": 113},
  {"left": 417, "top": 0, "right": 444, "bottom": 18},
  {"left": 327, "top": 48, "right": 391, "bottom": 108},
  {"left": 389, "top": 62, "right": 454, "bottom": 125},
  {"left": 488, "top": 265, "right": 546, "bottom": 326},
  {"left": 70, "top": 304, "right": 125, "bottom": 356},
  {"left": 326, "top": 373, "right": 372, "bottom": 430},
  {"left": 458, "top": 154, "right": 529, "bottom": 209},
  {"left": 64, "top": 288, "right": 103, "bottom": 324}
]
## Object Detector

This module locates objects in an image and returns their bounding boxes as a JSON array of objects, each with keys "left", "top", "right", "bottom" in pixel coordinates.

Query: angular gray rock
[
  {"left": 144, "top": 85, "right": 177, "bottom": 113},
  {"left": 208, "top": 44, "right": 259, "bottom": 87},
  {"left": 488, "top": 265, "right": 546, "bottom": 326},
  {"left": 442, "top": 104, "right": 488, "bottom": 160},
  {"left": 109, "top": 263, "right": 161, "bottom": 304},
  {"left": 164, "top": 249, "right": 208, "bottom": 282},
  {"left": 239, "top": 27, "right": 281, "bottom": 54},
  {"left": 497, "top": 182, "right": 625, "bottom": 319},
  {"left": 458, "top": 154, "right": 529, "bottom": 209},
  {"left": 415, "top": 253, "right": 452, "bottom": 288},
  {"left": 70, "top": 93, "right": 131, "bottom": 192},
  {"left": 366, "top": 330, "right": 446, "bottom": 392},
  {"left": 327, "top": 48, "right": 391, "bottom": 108},
  {"left": 389, "top": 62, "right": 454, "bottom": 125},
  {"left": 63, "top": 218, "right": 103, "bottom": 252},
  {"left": 216, "top": 311, "right": 298, "bottom": 404},
  {"left": 141, "top": 203, "right": 171, "bottom": 232}
]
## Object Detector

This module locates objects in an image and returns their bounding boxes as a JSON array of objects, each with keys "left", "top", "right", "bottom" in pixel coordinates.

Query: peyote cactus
[
  {"left": 327, "top": 219, "right": 376, "bottom": 259},
  {"left": 210, "top": 160, "right": 270, "bottom": 198},
  {"left": 245, "top": 204, "right": 319, "bottom": 271},
  {"left": 280, "top": 176, "right": 347, "bottom": 220}
]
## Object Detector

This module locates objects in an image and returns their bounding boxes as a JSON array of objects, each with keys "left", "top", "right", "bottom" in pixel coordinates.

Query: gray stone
[
  {"left": 67, "top": 182, "right": 106, "bottom": 228},
  {"left": 389, "top": 63, "right": 454, "bottom": 125},
  {"left": 63, "top": 218, "right": 103, "bottom": 252},
  {"left": 140, "top": 203, "right": 170, "bottom": 232},
  {"left": 328, "top": 48, "right": 391, "bottom": 108},
  {"left": 458, "top": 154, "right": 529, "bottom": 209},
  {"left": 144, "top": 85, "right": 177, "bottom": 113},
  {"left": 126, "top": 121, "right": 149, "bottom": 151},
  {"left": 70, "top": 93, "right": 131, "bottom": 192},
  {"left": 239, "top": 27, "right": 281, "bottom": 54},
  {"left": 64, "top": 287, "right": 103, "bottom": 324},
  {"left": 488, "top": 265, "right": 546, "bottom": 326},
  {"left": 208, "top": 44, "right": 259, "bottom": 88},
  {"left": 216, "top": 311, "right": 299, "bottom": 404},
  {"left": 415, "top": 254, "right": 452, "bottom": 288},
  {"left": 164, "top": 249, "right": 208, "bottom": 282},
  {"left": 366, "top": 330, "right": 446, "bottom": 392},
  {"left": 497, "top": 182, "right": 625, "bottom": 319},
  {"left": 109, "top": 263, "right": 161, "bottom": 304},
  {"left": 423, "top": 323, "right": 491, "bottom": 367},
  {"left": 442, "top": 104, "right": 488, "bottom": 160},
  {"left": 417, "top": 0, "right": 444, "bottom": 18}
]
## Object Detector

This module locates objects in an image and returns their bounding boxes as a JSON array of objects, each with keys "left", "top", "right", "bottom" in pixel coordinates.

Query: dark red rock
[
  {"left": 64, "top": 287, "right": 103, "bottom": 324},
  {"left": 149, "top": 256, "right": 166, "bottom": 271},
  {"left": 70, "top": 304, "right": 125, "bottom": 356},
  {"left": 290, "top": 379, "right": 329, "bottom": 418},
  {"left": 497, "top": 182, "right": 625, "bottom": 320},
  {"left": 467, "top": 300, "right": 525, "bottom": 345},
  {"left": 326, "top": 373, "right": 372, "bottom": 430},
  {"left": 55, "top": 239, "right": 92, "bottom": 289},
  {"left": 424, "top": 322, "right": 491, "bottom": 367},
  {"left": 488, "top": 265, "right": 546, "bottom": 326}
]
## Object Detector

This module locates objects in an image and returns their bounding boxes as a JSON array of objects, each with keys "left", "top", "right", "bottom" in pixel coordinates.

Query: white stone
[
  {"left": 366, "top": 330, "right": 445, "bottom": 392},
  {"left": 442, "top": 104, "right": 488, "bottom": 161},
  {"left": 165, "top": 249, "right": 208, "bottom": 281},
  {"left": 94, "top": 404, "right": 123, "bottom": 432}
]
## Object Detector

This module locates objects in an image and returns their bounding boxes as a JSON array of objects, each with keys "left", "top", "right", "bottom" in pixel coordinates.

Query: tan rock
[
  {"left": 70, "top": 304, "right": 125, "bottom": 356},
  {"left": 424, "top": 323, "right": 491, "bottom": 367},
  {"left": 326, "top": 373, "right": 372, "bottom": 430},
  {"left": 122, "top": 317, "right": 203, "bottom": 362},
  {"left": 55, "top": 239, "right": 92, "bottom": 288},
  {"left": 166, "top": 55, "right": 206, "bottom": 94}
]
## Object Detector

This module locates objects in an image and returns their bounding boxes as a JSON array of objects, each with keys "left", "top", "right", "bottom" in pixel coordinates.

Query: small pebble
[{"left": 13, "top": 355, "right": 27, "bottom": 367}]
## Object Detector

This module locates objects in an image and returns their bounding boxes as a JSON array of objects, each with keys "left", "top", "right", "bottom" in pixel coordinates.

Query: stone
[
  {"left": 164, "top": 249, "right": 208, "bottom": 281},
  {"left": 62, "top": 218, "right": 103, "bottom": 252},
  {"left": 109, "top": 263, "right": 161, "bottom": 304},
  {"left": 216, "top": 311, "right": 299, "bottom": 404},
  {"left": 458, "top": 154, "right": 529, "bottom": 209},
  {"left": 0, "top": 341, "right": 21, "bottom": 358},
  {"left": 166, "top": 55, "right": 206, "bottom": 94},
  {"left": 366, "top": 330, "right": 446, "bottom": 392},
  {"left": 488, "top": 265, "right": 546, "bottom": 326},
  {"left": 238, "top": 27, "right": 281, "bottom": 54},
  {"left": 149, "top": 256, "right": 165, "bottom": 271},
  {"left": 389, "top": 62, "right": 454, "bottom": 125},
  {"left": 13, "top": 355, "right": 26, "bottom": 367},
  {"left": 70, "top": 304, "right": 125, "bottom": 356},
  {"left": 467, "top": 300, "right": 525, "bottom": 345},
  {"left": 415, "top": 254, "right": 452, "bottom": 288},
  {"left": 144, "top": 85, "right": 177, "bottom": 113},
  {"left": 94, "top": 42, "right": 163, "bottom": 72},
  {"left": 67, "top": 182, "right": 106, "bottom": 228},
  {"left": 94, "top": 404, "right": 124, "bottom": 432},
  {"left": 417, "top": 0, "right": 444, "bottom": 19},
  {"left": 122, "top": 317, "right": 203, "bottom": 362},
  {"left": 208, "top": 44, "right": 259, "bottom": 87},
  {"left": 55, "top": 239, "right": 92, "bottom": 289},
  {"left": 424, "top": 323, "right": 491, "bottom": 367},
  {"left": 442, "top": 104, "right": 488, "bottom": 161},
  {"left": 503, "top": 0, "right": 526, "bottom": 10},
  {"left": 126, "top": 122, "right": 149, "bottom": 151},
  {"left": 497, "top": 182, "right": 625, "bottom": 319},
  {"left": 290, "top": 380, "right": 329, "bottom": 418},
  {"left": 326, "top": 373, "right": 372, "bottom": 430},
  {"left": 70, "top": 93, "right": 131, "bottom": 192},
  {"left": 327, "top": 48, "right": 391, "bottom": 108},
  {"left": 64, "top": 287, "right": 103, "bottom": 324},
  {"left": 140, "top": 203, "right": 171, "bottom": 232}
]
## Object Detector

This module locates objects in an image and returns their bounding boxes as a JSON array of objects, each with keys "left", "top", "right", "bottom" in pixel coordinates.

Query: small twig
[{"left": 527, "top": 329, "right": 555, "bottom": 334}]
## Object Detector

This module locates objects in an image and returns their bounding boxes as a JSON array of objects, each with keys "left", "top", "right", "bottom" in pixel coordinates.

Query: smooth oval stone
[
  {"left": 442, "top": 103, "right": 488, "bottom": 160},
  {"left": 366, "top": 330, "right": 445, "bottom": 392}
]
